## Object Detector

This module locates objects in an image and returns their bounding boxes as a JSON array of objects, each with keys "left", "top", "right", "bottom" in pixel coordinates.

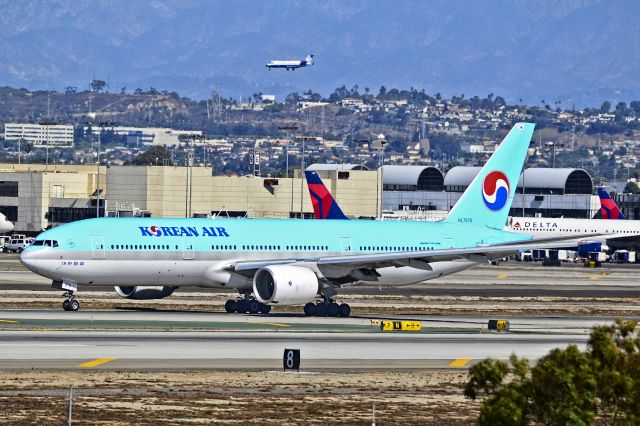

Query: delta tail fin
[
  {"left": 304, "top": 170, "right": 349, "bottom": 219},
  {"left": 597, "top": 187, "right": 625, "bottom": 219},
  {"left": 444, "top": 122, "right": 535, "bottom": 229}
]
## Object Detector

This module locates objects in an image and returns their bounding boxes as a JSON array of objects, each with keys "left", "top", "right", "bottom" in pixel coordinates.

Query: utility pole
[{"left": 296, "top": 135, "right": 315, "bottom": 218}]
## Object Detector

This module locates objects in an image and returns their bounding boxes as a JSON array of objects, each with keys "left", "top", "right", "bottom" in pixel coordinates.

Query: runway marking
[
  {"left": 253, "top": 322, "right": 291, "bottom": 327},
  {"left": 0, "top": 319, "right": 18, "bottom": 323},
  {"left": 448, "top": 358, "right": 471, "bottom": 368},
  {"left": 496, "top": 274, "right": 509, "bottom": 279},
  {"left": 78, "top": 358, "right": 116, "bottom": 368}
]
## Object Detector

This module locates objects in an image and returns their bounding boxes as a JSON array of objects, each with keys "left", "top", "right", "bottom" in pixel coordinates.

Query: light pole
[
  {"left": 94, "top": 121, "right": 115, "bottom": 218},
  {"left": 278, "top": 125, "right": 298, "bottom": 177},
  {"left": 295, "top": 135, "right": 314, "bottom": 218},
  {"left": 179, "top": 133, "right": 206, "bottom": 218},
  {"left": 377, "top": 133, "right": 387, "bottom": 219},
  {"left": 39, "top": 120, "right": 56, "bottom": 172}
]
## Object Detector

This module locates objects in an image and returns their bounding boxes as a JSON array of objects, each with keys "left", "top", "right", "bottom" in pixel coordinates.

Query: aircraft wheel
[
  {"left": 236, "top": 299, "right": 248, "bottom": 314},
  {"left": 259, "top": 303, "right": 271, "bottom": 314},
  {"left": 314, "top": 302, "right": 327, "bottom": 317},
  {"left": 69, "top": 300, "right": 80, "bottom": 312},
  {"left": 62, "top": 300, "right": 70, "bottom": 311},
  {"left": 327, "top": 302, "right": 340, "bottom": 317},
  {"left": 248, "top": 299, "right": 261, "bottom": 314},
  {"left": 224, "top": 299, "right": 237, "bottom": 313},
  {"left": 338, "top": 303, "right": 351, "bottom": 317},
  {"left": 304, "top": 303, "right": 315, "bottom": 316}
]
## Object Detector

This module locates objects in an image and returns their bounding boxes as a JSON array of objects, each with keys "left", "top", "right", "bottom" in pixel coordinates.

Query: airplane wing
[{"left": 231, "top": 234, "right": 602, "bottom": 273}]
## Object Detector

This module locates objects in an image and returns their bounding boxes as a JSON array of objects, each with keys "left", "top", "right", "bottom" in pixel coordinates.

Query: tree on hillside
[
  {"left": 134, "top": 145, "right": 171, "bottom": 166},
  {"left": 90, "top": 79, "right": 106, "bottom": 93},
  {"left": 465, "top": 319, "right": 640, "bottom": 425},
  {"left": 623, "top": 181, "right": 640, "bottom": 194}
]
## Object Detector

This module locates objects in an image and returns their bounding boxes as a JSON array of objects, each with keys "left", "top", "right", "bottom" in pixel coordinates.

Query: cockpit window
[{"left": 32, "top": 240, "right": 58, "bottom": 247}]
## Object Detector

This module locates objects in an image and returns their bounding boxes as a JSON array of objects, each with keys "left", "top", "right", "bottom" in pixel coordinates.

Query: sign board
[
  {"left": 380, "top": 320, "right": 422, "bottom": 332},
  {"left": 283, "top": 349, "right": 300, "bottom": 371},
  {"left": 487, "top": 320, "right": 510, "bottom": 332}
]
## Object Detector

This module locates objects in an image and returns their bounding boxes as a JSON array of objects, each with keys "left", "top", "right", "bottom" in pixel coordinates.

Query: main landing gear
[
  {"left": 304, "top": 288, "right": 351, "bottom": 317},
  {"left": 224, "top": 296, "right": 271, "bottom": 315},
  {"left": 62, "top": 291, "right": 80, "bottom": 312},
  {"left": 303, "top": 300, "right": 351, "bottom": 317}
]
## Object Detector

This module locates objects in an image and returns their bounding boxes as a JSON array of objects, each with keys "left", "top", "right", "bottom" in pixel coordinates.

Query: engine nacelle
[
  {"left": 114, "top": 286, "right": 176, "bottom": 300},
  {"left": 253, "top": 265, "right": 319, "bottom": 305}
]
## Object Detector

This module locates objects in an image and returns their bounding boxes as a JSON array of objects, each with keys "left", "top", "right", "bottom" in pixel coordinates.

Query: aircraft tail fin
[
  {"left": 444, "top": 122, "right": 535, "bottom": 229},
  {"left": 304, "top": 170, "right": 349, "bottom": 219},
  {"left": 306, "top": 54, "right": 314, "bottom": 65},
  {"left": 598, "top": 187, "right": 625, "bottom": 219}
]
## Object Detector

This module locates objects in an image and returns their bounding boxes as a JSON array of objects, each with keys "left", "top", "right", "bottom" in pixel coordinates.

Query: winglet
[
  {"left": 444, "top": 122, "right": 535, "bottom": 229},
  {"left": 304, "top": 170, "right": 349, "bottom": 219},
  {"left": 597, "top": 187, "right": 625, "bottom": 219}
]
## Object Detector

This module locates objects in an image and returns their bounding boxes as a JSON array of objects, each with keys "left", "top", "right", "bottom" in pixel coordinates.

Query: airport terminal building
[{"left": 0, "top": 161, "right": 602, "bottom": 233}]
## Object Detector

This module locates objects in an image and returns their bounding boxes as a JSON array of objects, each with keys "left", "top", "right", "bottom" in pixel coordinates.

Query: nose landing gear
[{"left": 62, "top": 291, "right": 80, "bottom": 312}]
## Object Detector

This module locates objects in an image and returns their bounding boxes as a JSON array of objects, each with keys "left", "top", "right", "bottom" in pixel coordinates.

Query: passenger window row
[
  {"left": 358, "top": 246, "right": 434, "bottom": 251},
  {"left": 212, "top": 245, "right": 238, "bottom": 250},
  {"left": 284, "top": 245, "right": 328, "bottom": 251},
  {"left": 111, "top": 244, "right": 176, "bottom": 250}
]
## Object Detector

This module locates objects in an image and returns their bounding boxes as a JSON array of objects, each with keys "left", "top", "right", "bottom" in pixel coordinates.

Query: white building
[
  {"left": 4, "top": 123, "right": 74, "bottom": 147},
  {"left": 85, "top": 126, "right": 202, "bottom": 146}
]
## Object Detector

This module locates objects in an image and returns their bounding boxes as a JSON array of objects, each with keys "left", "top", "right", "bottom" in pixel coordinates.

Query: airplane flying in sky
[
  {"left": 22, "top": 122, "right": 588, "bottom": 316},
  {"left": 598, "top": 187, "right": 625, "bottom": 219},
  {"left": 266, "top": 54, "right": 314, "bottom": 71}
]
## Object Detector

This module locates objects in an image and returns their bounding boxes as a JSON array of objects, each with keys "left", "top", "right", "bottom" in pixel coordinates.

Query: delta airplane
[
  {"left": 597, "top": 187, "right": 625, "bottom": 219},
  {"left": 266, "top": 54, "right": 314, "bottom": 71},
  {"left": 21, "top": 123, "right": 588, "bottom": 316},
  {"left": 506, "top": 188, "right": 640, "bottom": 253},
  {"left": 0, "top": 213, "right": 14, "bottom": 234}
]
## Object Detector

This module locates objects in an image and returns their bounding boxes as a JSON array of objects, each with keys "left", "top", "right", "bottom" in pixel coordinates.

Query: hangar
[{"left": 383, "top": 166, "right": 599, "bottom": 219}]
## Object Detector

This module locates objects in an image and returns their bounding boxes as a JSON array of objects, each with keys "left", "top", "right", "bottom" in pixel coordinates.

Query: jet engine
[
  {"left": 114, "top": 286, "right": 176, "bottom": 300},
  {"left": 253, "top": 265, "right": 319, "bottom": 305}
]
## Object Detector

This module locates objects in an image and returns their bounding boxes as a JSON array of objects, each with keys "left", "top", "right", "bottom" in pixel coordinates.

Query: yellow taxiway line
[
  {"left": 78, "top": 358, "right": 116, "bottom": 368},
  {"left": 448, "top": 358, "right": 471, "bottom": 368},
  {"left": 0, "top": 319, "right": 18, "bottom": 323}
]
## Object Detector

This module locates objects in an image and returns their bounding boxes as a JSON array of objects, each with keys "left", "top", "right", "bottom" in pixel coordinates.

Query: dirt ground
[{"left": 0, "top": 370, "right": 476, "bottom": 425}]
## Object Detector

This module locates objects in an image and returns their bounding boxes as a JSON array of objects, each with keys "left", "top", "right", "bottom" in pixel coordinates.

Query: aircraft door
[
  {"left": 90, "top": 236, "right": 105, "bottom": 259},
  {"left": 442, "top": 238, "right": 454, "bottom": 249},
  {"left": 183, "top": 237, "right": 195, "bottom": 260},
  {"left": 339, "top": 237, "right": 352, "bottom": 253}
]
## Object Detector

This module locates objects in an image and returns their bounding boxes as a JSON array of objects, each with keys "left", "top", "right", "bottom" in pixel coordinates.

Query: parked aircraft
[
  {"left": 304, "top": 171, "right": 349, "bottom": 219},
  {"left": 506, "top": 214, "right": 640, "bottom": 253},
  {"left": 598, "top": 187, "right": 625, "bottom": 219},
  {"left": 0, "top": 213, "right": 14, "bottom": 234},
  {"left": 266, "top": 54, "right": 314, "bottom": 70},
  {"left": 22, "top": 123, "right": 587, "bottom": 316}
]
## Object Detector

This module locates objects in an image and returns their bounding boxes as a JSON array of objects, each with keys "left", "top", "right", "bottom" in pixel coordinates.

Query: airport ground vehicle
[
  {"left": 4, "top": 235, "right": 32, "bottom": 253},
  {"left": 611, "top": 250, "right": 636, "bottom": 263}
]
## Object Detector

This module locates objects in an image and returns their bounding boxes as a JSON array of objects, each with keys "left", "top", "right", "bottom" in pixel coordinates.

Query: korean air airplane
[{"left": 22, "top": 123, "right": 578, "bottom": 316}]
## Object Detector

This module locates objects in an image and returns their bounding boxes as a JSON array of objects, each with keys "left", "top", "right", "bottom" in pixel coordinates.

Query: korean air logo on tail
[{"left": 481, "top": 171, "right": 510, "bottom": 211}]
